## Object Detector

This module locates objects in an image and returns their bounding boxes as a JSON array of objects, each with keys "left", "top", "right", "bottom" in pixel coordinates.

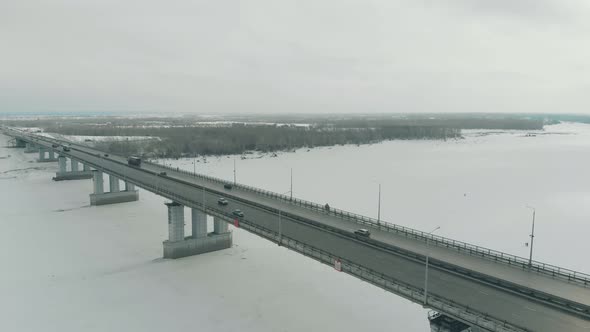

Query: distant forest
[
  {"left": 65, "top": 125, "right": 461, "bottom": 158},
  {"left": 2, "top": 114, "right": 548, "bottom": 158}
]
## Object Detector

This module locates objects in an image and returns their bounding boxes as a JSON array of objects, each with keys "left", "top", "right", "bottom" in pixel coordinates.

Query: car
[
  {"left": 354, "top": 229, "right": 371, "bottom": 237},
  {"left": 224, "top": 183, "right": 233, "bottom": 190},
  {"left": 51, "top": 144, "right": 59, "bottom": 148},
  {"left": 159, "top": 171, "right": 167, "bottom": 176},
  {"left": 62, "top": 146, "right": 70, "bottom": 152},
  {"left": 128, "top": 156, "right": 142, "bottom": 166},
  {"left": 232, "top": 209, "right": 244, "bottom": 217},
  {"left": 104, "top": 153, "right": 109, "bottom": 157},
  {"left": 218, "top": 198, "right": 228, "bottom": 206}
]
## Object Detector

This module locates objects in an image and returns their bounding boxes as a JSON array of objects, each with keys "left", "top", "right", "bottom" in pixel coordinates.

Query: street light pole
[
  {"left": 377, "top": 184, "right": 381, "bottom": 226},
  {"left": 278, "top": 210, "right": 282, "bottom": 246},
  {"left": 290, "top": 168, "right": 293, "bottom": 200},
  {"left": 233, "top": 158, "right": 236, "bottom": 185},
  {"left": 424, "top": 226, "right": 440, "bottom": 306},
  {"left": 526, "top": 206, "right": 536, "bottom": 268}
]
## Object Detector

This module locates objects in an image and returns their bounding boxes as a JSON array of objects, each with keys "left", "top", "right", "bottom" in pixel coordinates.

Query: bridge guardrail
[
  {"left": 7, "top": 129, "right": 589, "bottom": 287},
  {"left": 143, "top": 159, "right": 590, "bottom": 287}
]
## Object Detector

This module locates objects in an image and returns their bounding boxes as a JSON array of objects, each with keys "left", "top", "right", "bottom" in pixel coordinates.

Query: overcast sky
[{"left": 1, "top": 0, "right": 589, "bottom": 114}]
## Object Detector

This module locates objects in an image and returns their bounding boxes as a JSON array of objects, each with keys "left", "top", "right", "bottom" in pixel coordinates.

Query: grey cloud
[{"left": 0, "top": 0, "right": 589, "bottom": 114}]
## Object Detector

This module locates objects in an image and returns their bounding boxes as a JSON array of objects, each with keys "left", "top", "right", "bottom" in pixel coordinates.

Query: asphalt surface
[{"left": 8, "top": 132, "right": 590, "bottom": 332}]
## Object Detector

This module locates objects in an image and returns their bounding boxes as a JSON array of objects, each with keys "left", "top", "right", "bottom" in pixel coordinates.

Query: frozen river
[{"left": 1, "top": 122, "right": 589, "bottom": 331}]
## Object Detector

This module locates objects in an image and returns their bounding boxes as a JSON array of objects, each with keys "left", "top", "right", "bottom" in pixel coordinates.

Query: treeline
[{"left": 92, "top": 125, "right": 460, "bottom": 158}]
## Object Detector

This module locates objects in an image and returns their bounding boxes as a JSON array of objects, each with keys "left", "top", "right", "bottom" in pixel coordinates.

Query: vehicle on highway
[
  {"left": 218, "top": 198, "right": 228, "bottom": 206},
  {"left": 159, "top": 171, "right": 167, "bottom": 176},
  {"left": 51, "top": 144, "right": 59, "bottom": 148},
  {"left": 128, "top": 156, "right": 142, "bottom": 167},
  {"left": 354, "top": 229, "right": 371, "bottom": 237},
  {"left": 62, "top": 146, "right": 70, "bottom": 152},
  {"left": 224, "top": 183, "right": 233, "bottom": 190},
  {"left": 104, "top": 153, "right": 109, "bottom": 157},
  {"left": 232, "top": 209, "right": 244, "bottom": 217}
]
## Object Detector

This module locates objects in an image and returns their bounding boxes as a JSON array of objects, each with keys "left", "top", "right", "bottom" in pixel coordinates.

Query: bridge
[{"left": 2, "top": 126, "right": 590, "bottom": 332}]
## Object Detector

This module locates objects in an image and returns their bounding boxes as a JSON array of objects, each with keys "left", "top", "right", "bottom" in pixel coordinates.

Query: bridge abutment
[
  {"left": 90, "top": 171, "right": 138, "bottom": 205},
  {"left": 163, "top": 203, "right": 232, "bottom": 259}
]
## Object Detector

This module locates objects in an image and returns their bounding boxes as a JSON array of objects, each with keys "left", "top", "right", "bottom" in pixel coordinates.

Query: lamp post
[
  {"left": 526, "top": 205, "right": 536, "bottom": 268},
  {"left": 377, "top": 184, "right": 381, "bottom": 226},
  {"left": 233, "top": 158, "right": 236, "bottom": 185},
  {"left": 424, "top": 226, "right": 440, "bottom": 306}
]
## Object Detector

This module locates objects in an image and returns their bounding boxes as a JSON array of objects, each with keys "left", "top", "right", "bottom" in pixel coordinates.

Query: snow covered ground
[{"left": 1, "top": 122, "right": 590, "bottom": 331}]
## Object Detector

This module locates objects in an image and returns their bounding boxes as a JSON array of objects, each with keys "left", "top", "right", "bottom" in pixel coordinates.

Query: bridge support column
[
  {"left": 214, "top": 216, "right": 229, "bottom": 234},
  {"left": 124, "top": 182, "right": 135, "bottom": 191},
  {"left": 109, "top": 175, "right": 120, "bottom": 192},
  {"left": 89, "top": 171, "right": 138, "bottom": 205},
  {"left": 163, "top": 206, "right": 232, "bottom": 259},
  {"left": 14, "top": 138, "right": 27, "bottom": 148},
  {"left": 53, "top": 157, "right": 93, "bottom": 181},
  {"left": 24, "top": 142, "right": 37, "bottom": 153},
  {"left": 38, "top": 147, "right": 57, "bottom": 162},
  {"left": 428, "top": 312, "right": 477, "bottom": 332},
  {"left": 192, "top": 209, "right": 207, "bottom": 238}
]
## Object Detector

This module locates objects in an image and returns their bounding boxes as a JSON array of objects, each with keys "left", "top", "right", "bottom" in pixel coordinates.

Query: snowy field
[{"left": 1, "top": 122, "right": 590, "bottom": 331}]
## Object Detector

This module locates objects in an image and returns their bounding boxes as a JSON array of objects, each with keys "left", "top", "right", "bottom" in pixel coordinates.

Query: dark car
[
  {"left": 128, "top": 156, "right": 142, "bottom": 167},
  {"left": 354, "top": 229, "right": 371, "bottom": 237},
  {"left": 62, "top": 146, "right": 71, "bottom": 152},
  {"left": 232, "top": 209, "right": 244, "bottom": 218},
  {"left": 159, "top": 171, "right": 167, "bottom": 176},
  {"left": 224, "top": 183, "right": 233, "bottom": 190},
  {"left": 104, "top": 153, "right": 109, "bottom": 157},
  {"left": 51, "top": 144, "right": 59, "bottom": 148},
  {"left": 218, "top": 198, "right": 228, "bottom": 206}
]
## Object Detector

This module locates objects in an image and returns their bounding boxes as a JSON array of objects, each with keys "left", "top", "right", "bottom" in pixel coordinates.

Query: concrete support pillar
[
  {"left": 48, "top": 150, "right": 55, "bottom": 160},
  {"left": 124, "top": 182, "right": 135, "bottom": 191},
  {"left": 213, "top": 216, "right": 228, "bottom": 234},
  {"left": 166, "top": 202, "right": 185, "bottom": 242},
  {"left": 71, "top": 159, "right": 79, "bottom": 172},
  {"left": 58, "top": 155, "right": 67, "bottom": 173},
  {"left": 93, "top": 170, "right": 104, "bottom": 194},
  {"left": 15, "top": 139, "right": 27, "bottom": 148},
  {"left": 83, "top": 164, "right": 90, "bottom": 171},
  {"left": 25, "top": 142, "right": 37, "bottom": 153},
  {"left": 109, "top": 175, "right": 120, "bottom": 192},
  {"left": 191, "top": 209, "right": 207, "bottom": 238},
  {"left": 39, "top": 148, "right": 46, "bottom": 161}
]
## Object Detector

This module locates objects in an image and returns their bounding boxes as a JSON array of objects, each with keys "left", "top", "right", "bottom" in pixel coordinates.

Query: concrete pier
[
  {"left": 14, "top": 138, "right": 27, "bottom": 148},
  {"left": 38, "top": 147, "right": 58, "bottom": 162},
  {"left": 213, "top": 216, "right": 229, "bottom": 234},
  {"left": 192, "top": 208, "right": 207, "bottom": 238},
  {"left": 24, "top": 142, "right": 37, "bottom": 153},
  {"left": 163, "top": 204, "right": 232, "bottom": 259},
  {"left": 90, "top": 170, "right": 138, "bottom": 205},
  {"left": 53, "top": 157, "right": 93, "bottom": 181}
]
